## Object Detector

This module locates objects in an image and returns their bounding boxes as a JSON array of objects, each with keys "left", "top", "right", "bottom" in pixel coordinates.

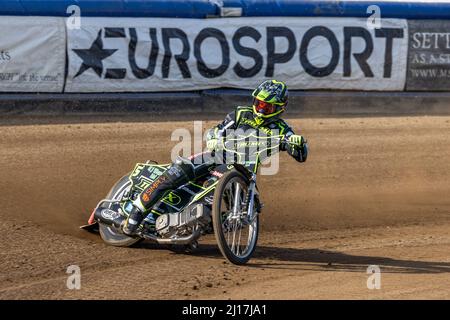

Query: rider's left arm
[{"left": 280, "top": 125, "right": 308, "bottom": 163}]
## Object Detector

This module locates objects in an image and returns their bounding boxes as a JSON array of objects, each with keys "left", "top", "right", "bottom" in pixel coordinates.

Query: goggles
[{"left": 253, "top": 98, "right": 277, "bottom": 115}]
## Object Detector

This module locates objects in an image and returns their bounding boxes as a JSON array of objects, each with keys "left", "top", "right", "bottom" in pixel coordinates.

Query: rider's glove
[
  {"left": 286, "top": 135, "right": 308, "bottom": 163},
  {"left": 289, "top": 135, "right": 304, "bottom": 146},
  {"left": 206, "top": 138, "right": 218, "bottom": 151}
]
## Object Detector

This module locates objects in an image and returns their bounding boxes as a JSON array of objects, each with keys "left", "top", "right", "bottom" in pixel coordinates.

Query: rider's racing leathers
[{"left": 122, "top": 106, "right": 307, "bottom": 235}]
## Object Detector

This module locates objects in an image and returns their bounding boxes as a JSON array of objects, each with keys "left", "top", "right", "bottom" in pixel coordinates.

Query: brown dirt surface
[{"left": 0, "top": 115, "right": 449, "bottom": 299}]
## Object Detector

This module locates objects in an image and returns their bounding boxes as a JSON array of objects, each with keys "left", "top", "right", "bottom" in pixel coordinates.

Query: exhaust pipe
[
  {"left": 143, "top": 229, "right": 201, "bottom": 245},
  {"left": 93, "top": 206, "right": 126, "bottom": 229}
]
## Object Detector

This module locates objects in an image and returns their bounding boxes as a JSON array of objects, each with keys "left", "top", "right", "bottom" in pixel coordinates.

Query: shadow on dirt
[
  {"left": 158, "top": 242, "right": 450, "bottom": 274},
  {"left": 249, "top": 247, "right": 450, "bottom": 274}
]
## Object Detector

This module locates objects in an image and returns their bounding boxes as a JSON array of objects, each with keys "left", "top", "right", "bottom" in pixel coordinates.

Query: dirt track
[{"left": 0, "top": 115, "right": 449, "bottom": 299}]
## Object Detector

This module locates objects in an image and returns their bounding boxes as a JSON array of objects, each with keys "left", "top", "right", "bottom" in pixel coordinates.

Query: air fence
[{"left": 0, "top": 1, "right": 448, "bottom": 93}]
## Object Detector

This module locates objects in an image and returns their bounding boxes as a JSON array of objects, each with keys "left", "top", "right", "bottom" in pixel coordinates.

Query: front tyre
[
  {"left": 99, "top": 174, "right": 142, "bottom": 247},
  {"left": 212, "top": 170, "right": 259, "bottom": 265}
]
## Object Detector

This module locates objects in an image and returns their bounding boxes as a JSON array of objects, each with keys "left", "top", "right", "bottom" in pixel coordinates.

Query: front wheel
[{"left": 212, "top": 170, "right": 259, "bottom": 265}]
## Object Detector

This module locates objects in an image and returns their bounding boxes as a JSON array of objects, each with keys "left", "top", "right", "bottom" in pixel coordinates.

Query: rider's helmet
[{"left": 251, "top": 79, "right": 288, "bottom": 125}]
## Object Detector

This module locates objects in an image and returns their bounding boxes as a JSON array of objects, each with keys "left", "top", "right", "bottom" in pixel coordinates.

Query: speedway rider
[{"left": 122, "top": 80, "right": 308, "bottom": 236}]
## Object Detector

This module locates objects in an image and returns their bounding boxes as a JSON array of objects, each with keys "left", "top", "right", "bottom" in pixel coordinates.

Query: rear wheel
[
  {"left": 99, "top": 174, "right": 142, "bottom": 247},
  {"left": 212, "top": 170, "right": 259, "bottom": 265}
]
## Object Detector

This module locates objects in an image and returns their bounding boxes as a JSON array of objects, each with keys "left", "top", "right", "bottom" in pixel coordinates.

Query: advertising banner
[
  {"left": 0, "top": 16, "right": 66, "bottom": 92},
  {"left": 407, "top": 20, "right": 450, "bottom": 91},
  {"left": 66, "top": 17, "right": 408, "bottom": 92}
]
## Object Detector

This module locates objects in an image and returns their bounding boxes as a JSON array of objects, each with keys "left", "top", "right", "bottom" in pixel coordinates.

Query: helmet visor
[{"left": 253, "top": 98, "right": 276, "bottom": 115}]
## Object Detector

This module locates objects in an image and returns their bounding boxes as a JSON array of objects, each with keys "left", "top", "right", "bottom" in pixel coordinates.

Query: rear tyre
[{"left": 99, "top": 174, "right": 142, "bottom": 247}]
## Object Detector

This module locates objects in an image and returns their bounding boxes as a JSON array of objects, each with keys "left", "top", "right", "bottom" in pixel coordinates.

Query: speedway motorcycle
[{"left": 81, "top": 132, "right": 293, "bottom": 264}]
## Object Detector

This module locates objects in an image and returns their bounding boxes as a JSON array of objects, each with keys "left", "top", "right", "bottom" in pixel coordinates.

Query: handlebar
[{"left": 212, "top": 135, "right": 297, "bottom": 145}]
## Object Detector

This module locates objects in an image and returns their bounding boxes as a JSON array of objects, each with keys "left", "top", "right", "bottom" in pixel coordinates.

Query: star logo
[{"left": 73, "top": 29, "right": 117, "bottom": 78}]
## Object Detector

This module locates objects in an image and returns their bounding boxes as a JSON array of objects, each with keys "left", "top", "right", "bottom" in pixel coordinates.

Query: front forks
[
  {"left": 246, "top": 173, "right": 258, "bottom": 223},
  {"left": 227, "top": 173, "right": 259, "bottom": 227}
]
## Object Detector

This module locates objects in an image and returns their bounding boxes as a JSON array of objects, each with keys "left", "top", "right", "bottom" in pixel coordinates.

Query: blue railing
[
  {"left": 1, "top": 1, "right": 450, "bottom": 19},
  {"left": 0, "top": 0, "right": 219, "bottom": 18},
  {"left": 223, "top": 1, "right": 450, "bottom": 19}
]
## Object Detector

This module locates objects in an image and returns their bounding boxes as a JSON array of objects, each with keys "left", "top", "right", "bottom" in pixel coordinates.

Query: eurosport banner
[
  {"left": 0, "top": 16, "right": 66, "bottom": 92},
  {"left": 65, "top": 17, "right": 408, "bottom": 92}
]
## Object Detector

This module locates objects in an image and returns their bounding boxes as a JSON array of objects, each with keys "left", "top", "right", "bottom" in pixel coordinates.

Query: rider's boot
[
  {"left": 122, "top": 158, "right": 195, "bottom": 236},
  {"left": 122, "top": 204, "right": 145, "bottom": 236}
]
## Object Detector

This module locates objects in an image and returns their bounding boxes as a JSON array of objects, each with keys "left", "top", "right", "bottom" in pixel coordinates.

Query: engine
[{"left": 155, "top": 204, "right": 211, "bottom": 238}]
